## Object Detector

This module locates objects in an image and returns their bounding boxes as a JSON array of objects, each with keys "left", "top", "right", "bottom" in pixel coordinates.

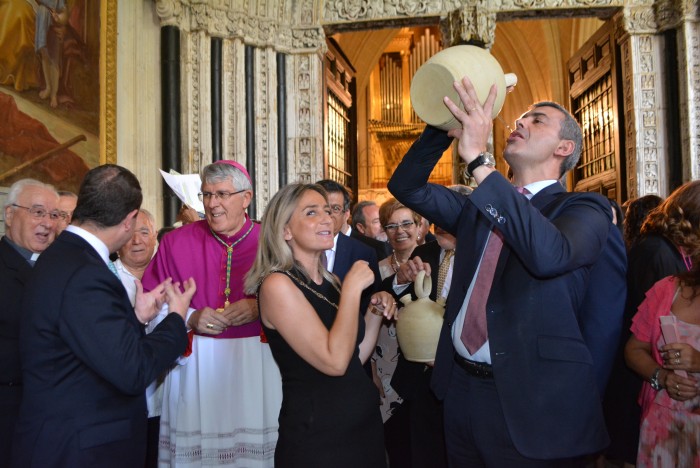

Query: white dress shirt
[{"left": 452, "top": 181, "right": 556, "bottom": 364}]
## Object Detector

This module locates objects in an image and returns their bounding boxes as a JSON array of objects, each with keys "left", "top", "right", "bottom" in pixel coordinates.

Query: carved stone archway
[{"left": 154, "top": 0, "right": 700, "bottom": 218}]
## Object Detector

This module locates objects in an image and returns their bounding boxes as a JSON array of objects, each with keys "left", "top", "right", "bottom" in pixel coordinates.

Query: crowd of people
[{"left": 2, "top": 75, "right": 699, "bottom": 468}]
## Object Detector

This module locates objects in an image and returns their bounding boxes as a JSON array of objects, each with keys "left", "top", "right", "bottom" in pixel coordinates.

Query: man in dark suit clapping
[{"left": 12, "top": 165, "right": 195, "bottom": 467}]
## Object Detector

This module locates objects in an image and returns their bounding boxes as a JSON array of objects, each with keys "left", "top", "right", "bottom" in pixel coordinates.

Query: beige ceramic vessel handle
[{"left": 414, "top": 270, "right": 432, "bottom": 299}]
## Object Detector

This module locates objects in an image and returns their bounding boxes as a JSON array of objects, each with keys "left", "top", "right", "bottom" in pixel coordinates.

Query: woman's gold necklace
[
  {"left": 391, "top": 251, "right": 405, "bottom": 273},
  {"left": 285, "top": 270, "right": 340, "bottom": 310}
]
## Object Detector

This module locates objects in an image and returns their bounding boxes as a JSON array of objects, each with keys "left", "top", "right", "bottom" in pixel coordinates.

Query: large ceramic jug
[
  {"left": 410, "top": 44, "right": 517, "bottom": 131},
  {"left": 396, "top": 270, "right": 445, "bottom": 363}
]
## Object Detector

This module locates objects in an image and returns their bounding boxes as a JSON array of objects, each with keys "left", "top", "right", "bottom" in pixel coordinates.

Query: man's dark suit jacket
[
  {"left": 12, "top": 231, "right": 188, "bottom": 467},
  {"left": 332, "top": 233, "right": 381, "bottom": 310},
  {"left": 350, "top": 229, "right": 392, "bottom": 262},
  {"left": 388, "top": 126, "right": 625, "bottom": 460},
  {"left": 0, "top": 237, "right": 33, "bottom": 466}
]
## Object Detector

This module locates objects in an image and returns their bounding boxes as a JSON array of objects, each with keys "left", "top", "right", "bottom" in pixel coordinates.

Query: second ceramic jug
[{"left": 396, "top": 270, "right": 445, "bottom": 363}]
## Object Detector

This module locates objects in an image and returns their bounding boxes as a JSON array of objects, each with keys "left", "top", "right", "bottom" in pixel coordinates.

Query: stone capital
[{"left": 440, "top": 3, "right": 496, "bottom": 49}]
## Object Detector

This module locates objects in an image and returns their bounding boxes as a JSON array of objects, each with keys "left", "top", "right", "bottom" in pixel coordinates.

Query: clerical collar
[{"left": 3, "top": 236, "right": 40, "bottom": 265}]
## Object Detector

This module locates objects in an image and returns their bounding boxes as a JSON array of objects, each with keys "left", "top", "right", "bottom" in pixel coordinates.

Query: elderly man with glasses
[
  {"left": 142, "top": 161, "right": 282, "bottom": 467},
  {"left": 0, "top": 178, "right": 59, "bottom": 467}
]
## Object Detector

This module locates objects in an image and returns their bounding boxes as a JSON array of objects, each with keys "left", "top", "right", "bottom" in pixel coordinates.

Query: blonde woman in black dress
[{"left": 245, "top": 183, "right": 397, "bottom": 468}]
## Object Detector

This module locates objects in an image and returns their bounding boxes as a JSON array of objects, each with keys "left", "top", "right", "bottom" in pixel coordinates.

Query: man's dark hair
[
  {"left": 351, "top": 200, "right": 377, "bottom": 227},
  {"left": 316, "top": 179, "right": 350, "bottom": 210},
  {"left": 72, "top": 164, "right": 142, "bottom": 228}
]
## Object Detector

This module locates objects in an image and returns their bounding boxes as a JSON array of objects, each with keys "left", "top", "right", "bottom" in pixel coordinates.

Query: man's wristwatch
[
  {"left": 650, "top": 367, "right": 663, "bottom": 390},
  {"left": 465, "top": 151, "right": 496, "bottom": 178}
]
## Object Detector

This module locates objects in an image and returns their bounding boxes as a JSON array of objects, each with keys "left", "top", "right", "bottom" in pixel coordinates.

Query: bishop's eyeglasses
[{"left": 197, "top": 190, "right": 247, "bottom": 201}]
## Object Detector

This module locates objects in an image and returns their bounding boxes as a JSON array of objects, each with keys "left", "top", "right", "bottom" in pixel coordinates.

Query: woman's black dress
[{"left": 262, "top": 270, "right": 386, "bottom": 468}]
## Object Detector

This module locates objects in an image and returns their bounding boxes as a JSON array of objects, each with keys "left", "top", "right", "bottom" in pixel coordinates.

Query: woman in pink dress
[{"left": 625, "top": 255, "right": 700, "bottom": 467}]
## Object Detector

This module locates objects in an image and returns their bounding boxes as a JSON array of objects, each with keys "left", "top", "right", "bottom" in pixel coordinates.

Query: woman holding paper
[
  {"left": 625, "top": 257, "right": 700, "bottom": 467},
  {"left": 604, "top": 182, "right": 700, "bottom": 466}
]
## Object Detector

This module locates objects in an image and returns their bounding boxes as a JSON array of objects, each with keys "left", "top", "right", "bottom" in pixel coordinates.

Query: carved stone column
[
  {"left": 655, "top": 0, "right": 700, "bottom": 183},
  {"left": 155, "top": 0, "right": 327, "bottom": 215},
  {"left": 222, "top": 37, "right": 247, "bottom": 164},
  {"left": 285, "top": 53, "right": 325, "bottom": 185},
  {"left": 180, "top": 30, "right": 212, "bottom": 174},
  {"left": 617, "top": 6, "right": 669, "bottom": 198},
  {"left": 251, "top": 46, "right": 280, "bottom": 212},
  {"left": 676, "top": 3, "right": 700, "bottom": 180}
]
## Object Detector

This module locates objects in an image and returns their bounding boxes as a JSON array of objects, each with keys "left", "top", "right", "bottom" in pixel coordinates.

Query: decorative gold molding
[{"left": 100, "top": 0, "right": 118, "bottom": 164}]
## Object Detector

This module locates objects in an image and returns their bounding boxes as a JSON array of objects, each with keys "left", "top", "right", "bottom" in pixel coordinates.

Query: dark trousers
[
  {"left": 443, "top": 364, "right": 576, "bottom": 468},
  {"left": 0, "top": 386, "right": 21, "bottom": 468},
  {"left": 407, "top": 386, "right": 448, "bottom": 468},
  {"left": 145, "top": 416, "right": 160, "bottom": 468},
  {"left": 384, "top": 377, "right": 448, "bottom": 468}
]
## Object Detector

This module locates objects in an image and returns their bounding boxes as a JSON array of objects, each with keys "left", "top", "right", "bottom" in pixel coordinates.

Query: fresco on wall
[{"left": 0, "top": 0, "right": 102, "bottom": 194}]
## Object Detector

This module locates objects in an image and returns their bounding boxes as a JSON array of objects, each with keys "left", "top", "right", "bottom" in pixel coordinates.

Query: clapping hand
[
  {"left": 134, "top": 277, "right": 170, "bottom": 325},
  {"left": 164, "top": 277, "right": 197, "bottom": 322}
]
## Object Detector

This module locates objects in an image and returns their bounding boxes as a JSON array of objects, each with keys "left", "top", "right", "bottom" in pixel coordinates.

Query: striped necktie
[
  {"left": 107, "top": 261, "right": 120, "bottom": 278},
  {"left": 436, "top": 249, "right": 454, "bottom": 300},
  {"left": 460, "top": 185, "right": 530, "bottom": 353},
  {"left": 460, "top": 230, "right": 503, "bottom": 353}
]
